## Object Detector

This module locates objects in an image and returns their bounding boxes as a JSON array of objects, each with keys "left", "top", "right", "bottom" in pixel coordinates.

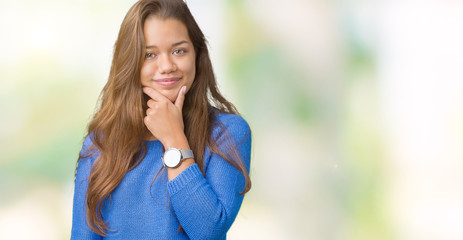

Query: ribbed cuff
[{"left": 167, "top": 163, "right": 203, "bottom": 195}]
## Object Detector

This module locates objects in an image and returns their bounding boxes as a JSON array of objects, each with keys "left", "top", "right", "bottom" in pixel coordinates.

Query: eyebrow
[{"left": 146, "top": 40, "right": 189, "bottom": 49}]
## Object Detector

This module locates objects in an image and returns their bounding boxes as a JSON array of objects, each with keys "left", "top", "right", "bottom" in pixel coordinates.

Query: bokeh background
[{"left": 1, "top": 0, "right": 463, "bottom": 239}]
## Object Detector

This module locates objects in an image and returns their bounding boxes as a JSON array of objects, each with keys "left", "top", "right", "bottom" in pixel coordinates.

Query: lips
[{"left": 154, "top": 77, "right": 180, "bottom": 87}]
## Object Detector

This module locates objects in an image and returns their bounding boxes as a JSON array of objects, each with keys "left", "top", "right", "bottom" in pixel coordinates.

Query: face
[{"left": 141, "top": 16, "right": 196, "bottom": 102}]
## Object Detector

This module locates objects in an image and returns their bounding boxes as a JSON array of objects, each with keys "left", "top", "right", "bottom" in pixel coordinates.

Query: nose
[{"left": 158, "top": 54, "right": 176, "bottom": 73}]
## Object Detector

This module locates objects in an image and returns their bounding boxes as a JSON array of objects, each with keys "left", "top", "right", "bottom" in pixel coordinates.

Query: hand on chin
[
  {"left": 152, "top": 87, "right": 180, "bottom": 103},
  {"left": 142, "top": 86, "right": 187, "bottom": 147}
]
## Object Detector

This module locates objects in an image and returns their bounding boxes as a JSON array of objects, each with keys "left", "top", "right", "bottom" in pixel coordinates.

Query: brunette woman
[{"left": 70, "top": 0, "right": 251, "bottom": 239}]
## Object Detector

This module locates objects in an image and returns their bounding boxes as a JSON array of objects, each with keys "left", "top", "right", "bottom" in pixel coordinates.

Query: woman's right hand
[{"left": 143, "top": 86, "right": 189, "bottom": 149}]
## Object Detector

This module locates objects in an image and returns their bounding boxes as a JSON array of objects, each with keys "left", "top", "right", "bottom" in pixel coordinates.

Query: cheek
[
  {"left": 140, "top": 63, "right": 154, "bottom": 84},
  {"left": 181, "top": 57, "right": 196, "bottom": 83}
]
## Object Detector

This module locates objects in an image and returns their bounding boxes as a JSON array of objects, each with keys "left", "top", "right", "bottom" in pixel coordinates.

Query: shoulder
[
  {"left": 77, "top": 134, "right": 99, "bottom": 170},
  {"left": 211, "top": 113, "right": 251, "bottom": 142},
  {"left": 212, "top": 113, "right": 251, "bottom": 133},
  {"left": 81, "top": 134, "right": 94, "bottom": 152}
]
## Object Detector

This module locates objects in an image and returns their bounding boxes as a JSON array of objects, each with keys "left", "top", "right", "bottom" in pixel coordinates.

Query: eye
[
  {"left": 145, "top": 52, "right": 156, "bottom": 59},
  {"left": 173, "top": 49, "right": 186, "bottom": 55}
]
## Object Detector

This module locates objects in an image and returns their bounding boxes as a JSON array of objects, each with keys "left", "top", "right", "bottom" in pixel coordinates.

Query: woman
[{"left": 70, "top": 0, "right": 251, "bottom": 239}]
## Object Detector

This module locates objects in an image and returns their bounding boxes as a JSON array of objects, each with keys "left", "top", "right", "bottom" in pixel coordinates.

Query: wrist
[{"left": 163, "top": 133, "right": 190, "bottom": 149}]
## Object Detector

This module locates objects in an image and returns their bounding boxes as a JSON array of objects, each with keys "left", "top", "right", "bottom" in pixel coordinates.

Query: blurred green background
[{"left": 1, "top": 0, "right": 463, "bottom": 239}]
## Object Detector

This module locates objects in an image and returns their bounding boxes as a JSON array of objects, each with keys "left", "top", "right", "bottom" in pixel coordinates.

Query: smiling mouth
[{"left": 154, "top": 78, "right": 180, "bottom": 87}]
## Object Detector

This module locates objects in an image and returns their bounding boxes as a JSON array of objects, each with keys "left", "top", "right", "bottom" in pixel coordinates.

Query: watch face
[{"left": 163, "top": 148, "right": 182, "bottom": 168}]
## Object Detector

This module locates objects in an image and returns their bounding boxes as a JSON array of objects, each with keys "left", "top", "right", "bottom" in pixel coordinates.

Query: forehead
[{"left": 143, "top": 17, "right": 191, "bottom": 46}]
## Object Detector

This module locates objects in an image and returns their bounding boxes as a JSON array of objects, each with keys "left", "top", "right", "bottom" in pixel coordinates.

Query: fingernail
[
  {"left": 182, "top": 86, "right": 186, "bottom": 95},
  {"left": 143, "top": 87, "right": 149, "bottom": 92}
]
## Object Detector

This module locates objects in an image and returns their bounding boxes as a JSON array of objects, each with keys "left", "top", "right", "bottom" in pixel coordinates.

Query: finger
[
  {"left": 144, "top": 115, "right": 150, "bottom": 125},
  {"left": 143, "top": 87, "right": 167, "bottom": 102},
  {"left": 174, "top": 86, "right": 186, "bottom": 111},
  {"left": 147, "top": 99, "right": 156, "bottom": 108}
]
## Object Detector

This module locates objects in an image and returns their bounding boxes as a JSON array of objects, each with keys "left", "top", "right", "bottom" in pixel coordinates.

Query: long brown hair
[{"left": 78, "top": 0, "right": 251, "bottom": 236}]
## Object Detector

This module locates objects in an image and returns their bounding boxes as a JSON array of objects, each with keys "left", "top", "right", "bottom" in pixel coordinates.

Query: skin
[{"left": 141, "top": 16, "right": 196, "bottom": 180}]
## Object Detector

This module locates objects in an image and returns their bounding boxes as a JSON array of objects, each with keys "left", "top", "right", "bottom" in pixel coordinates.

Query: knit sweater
[{"left": 71, "top": 113, "right": 251, "bottom": 240}]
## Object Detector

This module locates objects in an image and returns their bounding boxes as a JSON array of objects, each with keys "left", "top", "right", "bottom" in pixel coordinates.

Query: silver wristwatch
[{"left": 162, "top": 148, "right": 194, "bottom": 168}]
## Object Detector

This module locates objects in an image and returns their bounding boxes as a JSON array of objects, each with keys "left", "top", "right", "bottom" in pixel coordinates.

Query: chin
[
  {"left": 159, "top": 90, "right": 178, "bottom": 102},
  {"left": 167, "top": 95, "right": 177, "bottom": 103}
]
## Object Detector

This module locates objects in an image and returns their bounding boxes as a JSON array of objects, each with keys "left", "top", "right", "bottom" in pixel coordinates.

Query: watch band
[
  {"left": 180, "top": 149, "right": 194, "bottom": 160},
  {"left": 163, "top": 148, "right": 194, "bottom": 168}
]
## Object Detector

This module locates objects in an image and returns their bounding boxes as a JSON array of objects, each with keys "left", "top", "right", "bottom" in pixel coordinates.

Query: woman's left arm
[
  {"left": 70, "top": 136, "right": 103, "bottom": 240},
  {"left": 167, "top": 115, "right": 251, "bottom": 240}
]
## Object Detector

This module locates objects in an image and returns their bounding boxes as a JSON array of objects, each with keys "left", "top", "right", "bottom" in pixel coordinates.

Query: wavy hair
[{"left": 78, "top": 0, "right": 251, "bottom": 236}]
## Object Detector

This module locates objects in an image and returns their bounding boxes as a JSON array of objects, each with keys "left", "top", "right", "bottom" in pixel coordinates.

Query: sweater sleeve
[
  {"left": 167, "top": 114, "right": 252, "bottom": 240},
  {"left": 70, "top": 136, "right": 102, "bottom": 240}
]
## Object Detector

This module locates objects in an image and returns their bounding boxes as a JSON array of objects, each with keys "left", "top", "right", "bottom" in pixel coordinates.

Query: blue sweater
[{"left": 71, "top": 113, "right": 251, "bottom": 240}]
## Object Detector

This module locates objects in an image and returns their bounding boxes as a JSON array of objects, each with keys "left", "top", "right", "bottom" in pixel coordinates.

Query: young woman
[{"left": 70, "top": 0, "right": 252, "bottom": 239}]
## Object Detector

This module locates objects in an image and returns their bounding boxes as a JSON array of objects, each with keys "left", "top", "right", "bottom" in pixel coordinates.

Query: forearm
[
  {"left": 167, "top": 164, "right": 244, "bottom": 239},
  {"left": 165, "top": 114, "right": 251, "bottom": 239},
  {"left": 162, "top": 132, "right": 194, "bottom": 181}
]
